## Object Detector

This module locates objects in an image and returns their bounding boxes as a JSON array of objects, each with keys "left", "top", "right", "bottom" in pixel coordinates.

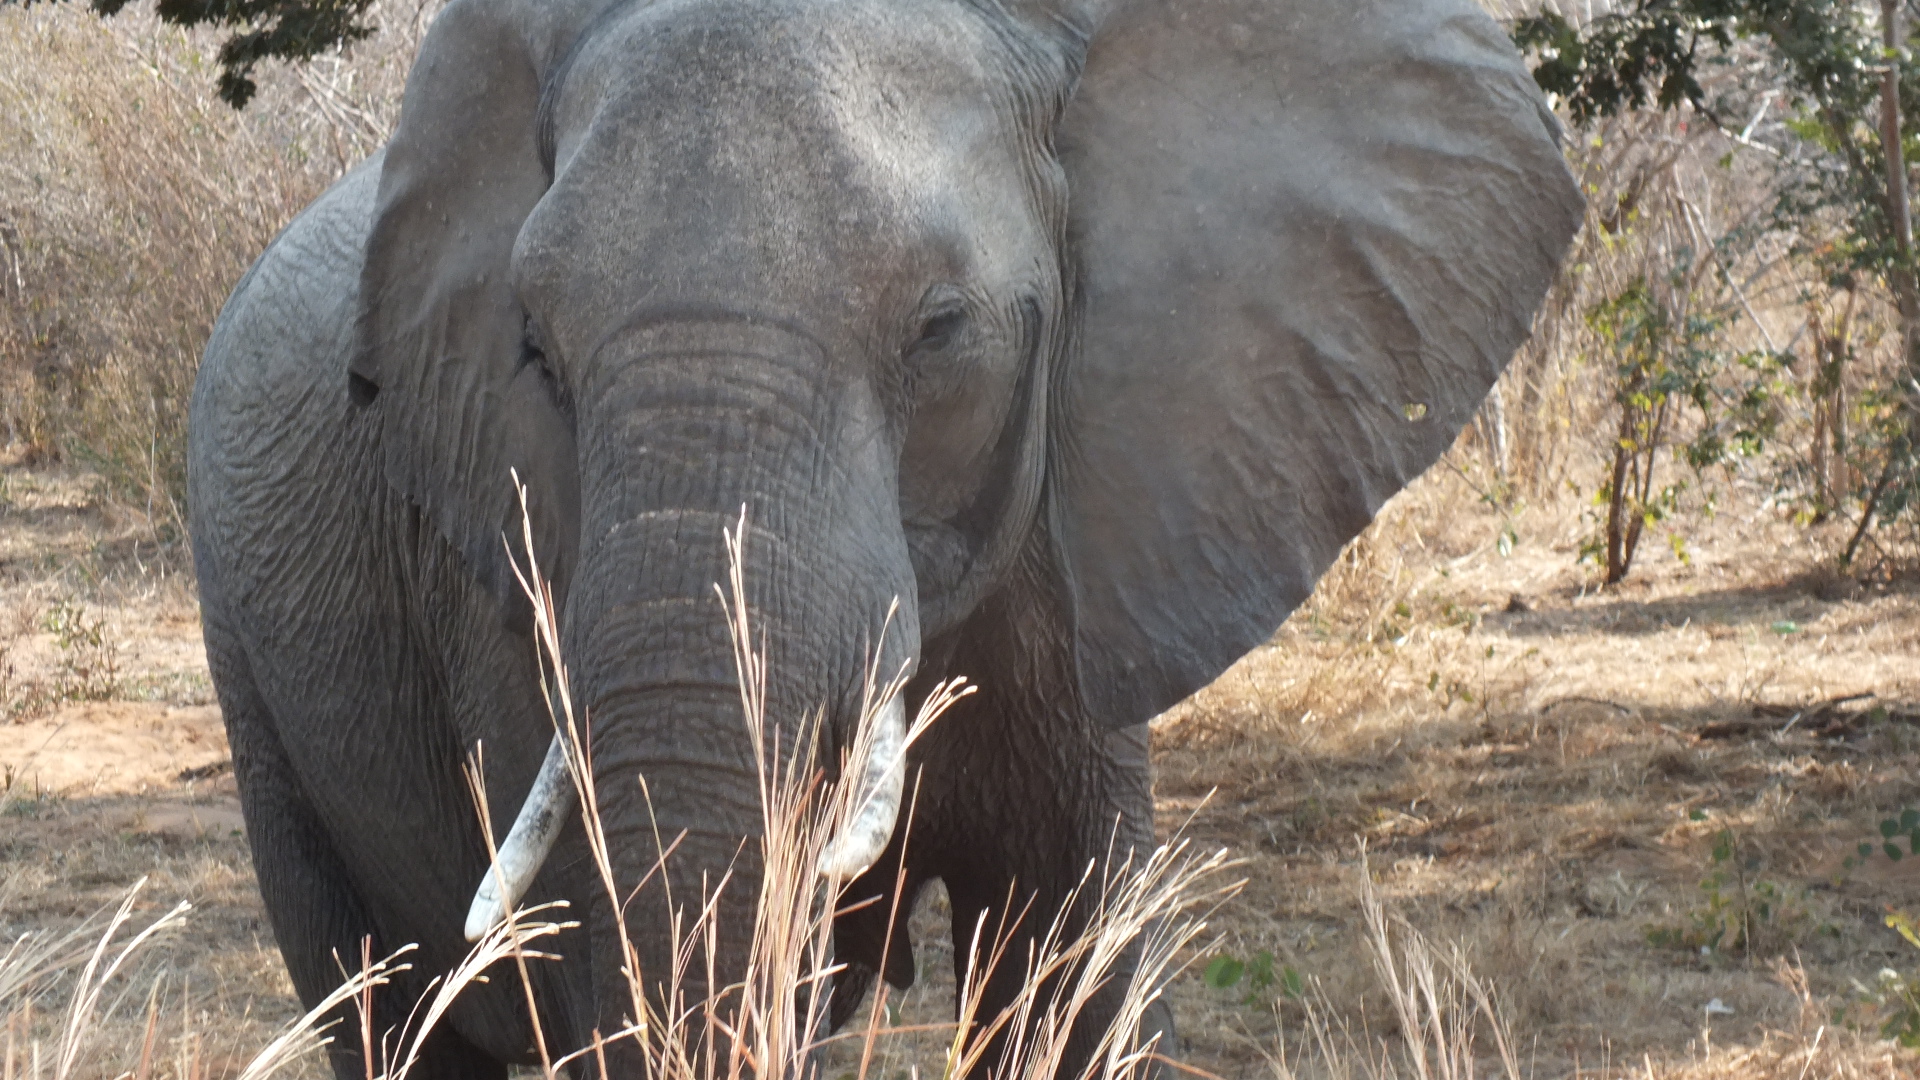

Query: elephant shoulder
[{"left": 189, "top": 150, "right": 389, "bottom": 599}]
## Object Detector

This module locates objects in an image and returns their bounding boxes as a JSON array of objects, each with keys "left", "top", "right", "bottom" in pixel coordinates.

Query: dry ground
[
  {"left": 3, "top": 447, "right": 1918, "bottom": 1079},
  {"left": 1147, "top": 470, "right": 1920, "bottom": 1080}
]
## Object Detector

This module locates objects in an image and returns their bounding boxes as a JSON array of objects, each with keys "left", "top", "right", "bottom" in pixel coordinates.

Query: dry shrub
[{"left": 0, "top": 3, "right": 429, "bottom": 538}]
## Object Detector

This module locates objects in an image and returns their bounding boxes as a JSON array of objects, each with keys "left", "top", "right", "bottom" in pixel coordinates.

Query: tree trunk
[
  {"left": 1884, "top": 2, "right": 1918, "bottom": 351},
  {"left": 1869, "top": 0, "right": 1920, "bottom": 556},
  {"left": 1605, "top": 403, "right": 1634, "bottom": 585}
]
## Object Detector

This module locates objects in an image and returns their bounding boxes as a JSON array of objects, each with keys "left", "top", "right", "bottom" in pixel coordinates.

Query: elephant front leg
[
  {"left": 929, "top": 709, "right": 1174, "bottom": 1079},
  {"left": 208, "top": 629, "right": 508, "bottom": 1080},
  {"left": 831, "top": 832, "right": 932, "bottom": 1033}
]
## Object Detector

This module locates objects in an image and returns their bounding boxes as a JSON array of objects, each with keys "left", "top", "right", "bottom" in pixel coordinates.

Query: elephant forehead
[
  {"left": 555, "top": 0, "right": 999, "bottom": 179},
  {"left": 515, "top": 0, "right": 1050, "bottom": 350}
]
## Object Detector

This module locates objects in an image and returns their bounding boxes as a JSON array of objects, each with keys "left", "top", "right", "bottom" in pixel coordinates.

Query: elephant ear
[
  {"left": 349, "top": 0, "right": 610, "bottom": 614},
  {"left": 1050, "top": 0, "right": 1582, "bottom": 725}
]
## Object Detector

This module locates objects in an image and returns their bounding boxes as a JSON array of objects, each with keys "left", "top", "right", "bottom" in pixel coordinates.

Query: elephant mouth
[{"left": 463, "top": 687, "right": 910, "bottom": 942}]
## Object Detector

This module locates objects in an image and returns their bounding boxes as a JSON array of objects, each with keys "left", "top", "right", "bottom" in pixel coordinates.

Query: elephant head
[{"left": 347, "top": 0, "right": 1580, "bottom": 1047}]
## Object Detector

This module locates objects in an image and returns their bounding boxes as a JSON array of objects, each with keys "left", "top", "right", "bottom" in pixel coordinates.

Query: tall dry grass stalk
[
  {"left": 491, "top": 485, "right": 1241, "bottom": 1079},
  {"left": 1266, "top": 858, "right": 1520, "bottom": 1080},
  {"left": 2, "top": 880, "right": 205, "bottom": 1080}
]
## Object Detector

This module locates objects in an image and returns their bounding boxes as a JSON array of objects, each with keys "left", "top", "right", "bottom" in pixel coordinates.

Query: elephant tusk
[
  {"left": 817, "top": 693, "right": 906, "bottom": 880},
  {"left": 465, "top": 731, "right": 576, "bottom": 941}
]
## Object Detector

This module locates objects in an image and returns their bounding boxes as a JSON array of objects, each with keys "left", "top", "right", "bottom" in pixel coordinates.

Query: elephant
[{"left": 186, "top": 0, "right": 1581, "bottom": 1075}]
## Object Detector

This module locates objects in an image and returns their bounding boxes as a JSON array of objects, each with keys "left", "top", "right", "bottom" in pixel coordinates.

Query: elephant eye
[
  {"left": 520, "top": 318, "right": 573, "bottom": 417},
  {"left": 908, "top": 307, "right": 968, "bottom": 356}
]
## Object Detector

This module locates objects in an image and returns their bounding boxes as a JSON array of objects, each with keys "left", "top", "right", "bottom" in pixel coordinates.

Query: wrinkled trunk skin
[{"left": 560, "top": 320, "right": 916, "bottom": 1060}]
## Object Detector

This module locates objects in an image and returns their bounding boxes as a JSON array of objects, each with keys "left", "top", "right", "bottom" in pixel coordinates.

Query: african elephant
[{"left": 187, "top": 0, "right": 1580, "bottom": 1074}]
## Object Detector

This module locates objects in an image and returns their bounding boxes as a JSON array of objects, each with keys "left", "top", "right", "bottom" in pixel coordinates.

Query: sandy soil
[
  {"left": 1, "top": 704, "right": 228, "bottom": 798},
  {"left": 3, "top": 450, "right": 1918, "bottom": 1079},
  {"left": 1, "top": 460, "right": 288, "bottom": 1080}
]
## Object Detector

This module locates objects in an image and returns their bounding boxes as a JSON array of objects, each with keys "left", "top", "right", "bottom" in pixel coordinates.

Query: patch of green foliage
[
  {"left": 1877, "top": 909, "right": 1920, "bottom": 1047},
  {"left": 1202, "top": 950, "right": 1305, "bottom": 1008},
  {"left": 1512, "top": 1, "right": 1746, "bottom": 124},
  {"left": 1832, "top": 811, "right": 1920, "bottom": 1047},
  {"left": 4, "top": 600, "right": 122, "bottom": 719},
  {"left": 1646, "top": 817, "right": 1826, "bottom": 956},
  {"left": 1580, "top": 267, "right": 1740, "bottom": 581},
  {"left": 1844, "top": 806, "right": 1920, "bottom": 866}
]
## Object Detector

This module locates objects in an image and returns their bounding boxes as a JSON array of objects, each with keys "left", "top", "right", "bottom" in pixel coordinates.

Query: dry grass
[
  {"left": 3, "top": 430, "right": 1918, "bottom": 1079},
  {"left": 1151, "top": 453, "right": 1920, "bottom": 1079},
  {"left": 0, "top": 2, "right": 431, "bottom": 540}
]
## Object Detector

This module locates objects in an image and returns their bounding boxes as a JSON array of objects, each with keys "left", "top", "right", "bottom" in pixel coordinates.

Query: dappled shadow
[
  {"left": 1485, "top": 575, "right": 1900, "bottom": 639},
  {"left": 1153, "top": 678, "right": 1920, "bottom": 1076},
  {"left": 1164, "top": 694, "right": 1917, "bottom": 861}
]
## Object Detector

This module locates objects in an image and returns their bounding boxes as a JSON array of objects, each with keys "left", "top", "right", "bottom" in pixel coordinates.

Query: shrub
[{"left": 0, "top": 2, "right": 423, "bottom": 540}]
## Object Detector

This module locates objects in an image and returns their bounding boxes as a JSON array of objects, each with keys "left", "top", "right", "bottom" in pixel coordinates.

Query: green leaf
[
  {"left": 1887, "top": 842, "right": 1904, "bottom": 861},
  {"left": 1246, "top": 951, "right": 1276, "bottom": 992},
  {"left": 1280, "top": 966, "right": 1306, "bottom": 1000},
  {"left": 1204, "top": 955, "right": 1244, "bottom": 990},
  {"left": 1884, "top": 819, "right": 1900, "bottom": 839},
  {"left": 1770, "top": 621, "right": 1799, "bottom": 636}
]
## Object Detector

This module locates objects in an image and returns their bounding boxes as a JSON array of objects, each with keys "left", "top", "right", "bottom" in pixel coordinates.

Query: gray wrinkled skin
[{"left": 187, "top": 0, "right": 1582, "bottom": 1075}]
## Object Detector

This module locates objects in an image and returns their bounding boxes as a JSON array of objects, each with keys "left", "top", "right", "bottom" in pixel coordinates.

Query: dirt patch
[
  {"left": 2, "top": 702, "right": 228, "bottom": 798},
  {"left": 0, "top": 457, "right": 287, "bottom": 1079}
]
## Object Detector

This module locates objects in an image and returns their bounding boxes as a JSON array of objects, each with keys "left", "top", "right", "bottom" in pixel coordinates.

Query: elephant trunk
[
  {"left": 548, "top": 317, "right": 918, "bottom": 1045},
  {"left": 465, "top": 690, "right": 907, "bottom": 943}
]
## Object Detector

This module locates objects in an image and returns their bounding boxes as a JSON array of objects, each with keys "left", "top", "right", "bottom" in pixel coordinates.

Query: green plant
[
  {"left": 3, "top": 601, "right": 121, "bottom": 719},
  {"left": 42, "top": 599, "right": 119, "bottom": 705},
  {"left": 1580, "top": 265, "right": 1744, "bottom": 584},
  {"left": 1882, "top": 910, "right": 1920, "bottom": 1047},
  {"left": 1513, "top": 0, "right": 1920, "bottom": 568},
  {"left": 1844, "top": 807, "right": 1920, "bottom": 869},
  {"left": 1647, "top": 822, "right": 1817, "bottom": 956},
  {"left": 1840, "top": 909, "right": 1920, "bottom": 1048},
  {"left": 1202, "top": 949, "right": 1304, "bottom": 1008}
]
